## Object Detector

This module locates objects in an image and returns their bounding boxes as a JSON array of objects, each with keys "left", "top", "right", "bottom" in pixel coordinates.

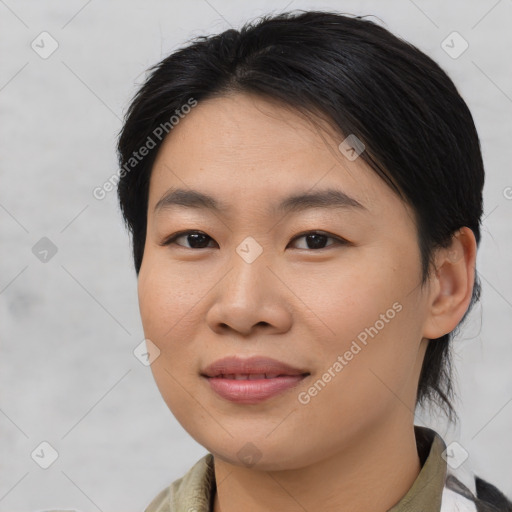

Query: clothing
[{"left": 145, "top": 426, "right": 512, "bottom": 512}]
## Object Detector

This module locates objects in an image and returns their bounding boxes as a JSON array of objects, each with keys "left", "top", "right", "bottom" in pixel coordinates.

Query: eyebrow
[{"left": 153, "top": 187, "right": 367, "bottom": 216}]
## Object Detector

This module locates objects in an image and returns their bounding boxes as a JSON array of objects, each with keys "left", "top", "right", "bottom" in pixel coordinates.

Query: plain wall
[{"left": 1, "top": 0, "right": 511, "bottom": 510}]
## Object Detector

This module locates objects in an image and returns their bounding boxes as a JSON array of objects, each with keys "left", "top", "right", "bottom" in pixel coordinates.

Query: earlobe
[{"left": 422, "top": 228, "right": 477, "bottom": 340}]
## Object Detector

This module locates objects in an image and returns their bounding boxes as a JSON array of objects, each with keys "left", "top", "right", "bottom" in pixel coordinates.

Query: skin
[{"left": 137, "top": 92, "right": 477, "bottom": 512}]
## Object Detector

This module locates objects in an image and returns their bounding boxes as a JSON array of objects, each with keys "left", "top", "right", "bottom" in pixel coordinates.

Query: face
[{"left": 138, "top": 92, "right": 432, "bottom": 471}]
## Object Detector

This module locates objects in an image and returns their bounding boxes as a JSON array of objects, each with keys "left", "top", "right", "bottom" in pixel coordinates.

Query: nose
[{"left": 205, "top": 249, "right": 293, "bottom": 337}]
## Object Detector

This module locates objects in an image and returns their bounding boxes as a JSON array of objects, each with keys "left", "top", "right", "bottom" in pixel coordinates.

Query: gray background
[{"left": 0, "top": 0, "right": 511, "bottom": 510}]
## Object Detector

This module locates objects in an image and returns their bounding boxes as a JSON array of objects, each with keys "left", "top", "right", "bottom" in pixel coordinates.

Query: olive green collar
[
  {"left": 145, "top": 426, "right": 447, "bottom": 512},
  {"left": 388, "top": 426, "right": 448, "bottom": 511}
]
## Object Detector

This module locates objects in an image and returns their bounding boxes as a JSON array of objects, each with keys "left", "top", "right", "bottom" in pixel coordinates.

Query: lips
[
  {"left": 201, "top": 356, "right": 310, "bottom": 404},
  {"left": 214, "top": 373, "right": 285, "bottom": 380},
  {"left": 201, "top": 355, "right": 309, "bottom": 378}
]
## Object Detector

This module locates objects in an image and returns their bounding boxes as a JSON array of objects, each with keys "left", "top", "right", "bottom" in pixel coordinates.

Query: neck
[{"left": 213, "top": 418, "right": 421, "bottom": 512}]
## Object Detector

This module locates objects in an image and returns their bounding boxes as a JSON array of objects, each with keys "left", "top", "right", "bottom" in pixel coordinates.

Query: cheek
[
  {"left": 137, "top": 261, "right": 203, "bottom": 412},
  {"left": 308, "top": 252, "right": 424, "bottom": 386},
  {"left": 138, "top": 256, "right": 203, "bottom": 341},
  {"left": 306, "top": 259, "right": 403, "bottom": 339}
]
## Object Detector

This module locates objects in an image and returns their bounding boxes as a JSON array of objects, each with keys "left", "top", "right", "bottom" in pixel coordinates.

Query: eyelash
[{"left": 159, "top": 230, "right": 349, "bottom": 251}]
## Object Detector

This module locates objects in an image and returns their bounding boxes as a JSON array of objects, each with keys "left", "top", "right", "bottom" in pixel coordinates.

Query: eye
[
  {"left": 160, "top": 230, "right": 348, "bottom": 250},
  {"left": 287, "top": 230, "right": 347, "bottom": 250},
  {"left": 160, "top": 230, "right": 216, "bottom": 249}
]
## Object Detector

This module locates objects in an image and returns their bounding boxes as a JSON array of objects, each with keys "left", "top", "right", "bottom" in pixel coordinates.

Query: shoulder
[
  {"left": 144, "top": 484, "right": 170, "bottom": 512},
  {"left": 144, "top": 453, "right": 215, "bottom": 512},
  {"left": 474, "top": 476, "right": 512, "bottom": 512},
  {"left": 443, "top": 473, "right": 512, "bottom": 512}
]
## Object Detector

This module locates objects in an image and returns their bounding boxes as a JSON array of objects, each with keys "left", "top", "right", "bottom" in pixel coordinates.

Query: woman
[{"left": 116, "top": 10, "right": 511, "bottom": 512}]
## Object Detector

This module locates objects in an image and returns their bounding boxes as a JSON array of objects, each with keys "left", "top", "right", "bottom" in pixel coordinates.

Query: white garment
[{"left": 441, "top": 485, "right": 478, "bottom": 512}]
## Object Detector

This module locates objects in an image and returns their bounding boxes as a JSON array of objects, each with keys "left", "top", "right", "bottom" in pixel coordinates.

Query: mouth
[
  {"left": 208, "top": 373, "right": 304, "bottom": 380},
  {"left": 201, "top": 355, "right": 309, "bottom": 378},
  {"left": 201, "top": 356, "right": 310, "bottom": 404}
]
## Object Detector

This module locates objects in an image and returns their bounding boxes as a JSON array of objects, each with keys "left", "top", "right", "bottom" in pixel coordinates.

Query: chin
[{"left": 201, "top": 435, "right": 318, "bottom": 472}]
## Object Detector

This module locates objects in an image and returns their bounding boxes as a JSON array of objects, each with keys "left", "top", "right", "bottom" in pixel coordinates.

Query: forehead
[{"left": 148, "top": 93, "right": 407, "bottom": 221}]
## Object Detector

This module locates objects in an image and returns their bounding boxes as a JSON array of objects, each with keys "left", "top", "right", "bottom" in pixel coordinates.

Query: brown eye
[
  {"left": 288, "top": 231, "right": 347, "bottom": 250},
  {"left": 161, "top": 230, "right": 216, "bottom": 249},
  {"left": 161, "top": 229, "right": 347, "bottom": 251}
]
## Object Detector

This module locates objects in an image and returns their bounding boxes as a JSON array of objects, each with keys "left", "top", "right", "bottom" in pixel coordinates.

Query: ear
[{"left": 422, "top": 227, "right": 477, "bottom": 340}]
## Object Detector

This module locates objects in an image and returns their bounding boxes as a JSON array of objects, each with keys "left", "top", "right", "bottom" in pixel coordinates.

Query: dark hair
[{"left": 116, "top": 10, "right": 484, "bottom": 421}]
